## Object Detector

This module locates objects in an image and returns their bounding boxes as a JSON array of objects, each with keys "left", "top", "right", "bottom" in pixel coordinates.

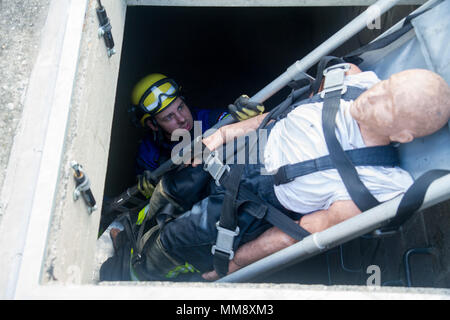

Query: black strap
[
  {"left": 344, "top": 9, "right": 432, "bottom": 65},
  {"left": 359, "top": 169, "right": 449, "bottom": 272},
  {"left": 259, "top": 56, "right": 345, "bottom": 131},
  {"left": 272, "top": 86, "right": 365, "bottom": 125},
  {"left": 218, "top": 164, "right": 244, "bottom": 231},
  {"left": 213, "top": 164, "right": 245, "bottom": 276},
  {"left": 344, "top": 24, "right": 413, "bottom": 65},
  {"left": 212, "top": 163, "right": 310, "bottom": 276},
  {"left": 237, "top": 185, "right": 310, "bottom": 241},
  {"left": 258, "top": 84, "right": 313, "bottom": 130},
  {"left": 381, "top": 169, "right": 450, "bottom": 232},
  {"left": 274, "top": 145, "right": 399, "bottom": 186},
  {"left": 322, "top": 89, "right": 380, "bottom": 212}
]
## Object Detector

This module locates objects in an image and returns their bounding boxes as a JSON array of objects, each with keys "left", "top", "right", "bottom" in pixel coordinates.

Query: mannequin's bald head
[{"left": 351, "top": 69, "right": 450, "bottom": 146}]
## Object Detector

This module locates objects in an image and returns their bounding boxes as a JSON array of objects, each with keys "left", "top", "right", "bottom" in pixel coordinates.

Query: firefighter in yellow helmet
[
  {"left": 130, "top": 74, "right": 193, "bottom": 135},
  {"left": 129, "top": 73, "right": 265, "bottom": 199}
]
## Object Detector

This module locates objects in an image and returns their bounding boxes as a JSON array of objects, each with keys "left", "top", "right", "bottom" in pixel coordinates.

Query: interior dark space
[
  {"left": 104, "top": 5, "right": 403, "bottom": 197},
  {"left": 101, "top": 5, "right": 433, "bottom": 286}
]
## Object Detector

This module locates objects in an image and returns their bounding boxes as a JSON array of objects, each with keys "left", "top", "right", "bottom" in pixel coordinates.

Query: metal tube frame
[{"left": 249, "top": 0, "right": 403, "bottom": 104}]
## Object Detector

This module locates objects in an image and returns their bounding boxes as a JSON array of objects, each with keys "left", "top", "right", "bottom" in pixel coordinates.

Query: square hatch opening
[{"left": 96, "top": 4, "right": 445, "bottom": 288}]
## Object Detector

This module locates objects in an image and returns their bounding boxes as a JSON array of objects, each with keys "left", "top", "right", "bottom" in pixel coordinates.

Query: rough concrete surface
[{"left": 0, "top": 0, "right": 50, "bottom": 219}]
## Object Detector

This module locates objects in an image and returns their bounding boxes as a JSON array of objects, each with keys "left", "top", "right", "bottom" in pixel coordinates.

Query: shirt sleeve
[
  {"left": 194, "top": 108, "right": 230, "bottom": 132},
  {"left": 135, "top": 138, "right": 161, "bottom": 175}
]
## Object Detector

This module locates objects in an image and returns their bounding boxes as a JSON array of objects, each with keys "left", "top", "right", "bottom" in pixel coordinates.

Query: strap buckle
[
  {"left": 320, "top": 63, "right": 350, "bottom": 98},
  {"left": 211, "top": 222, "right": 240, "bottom": 260},
  {"left": 273, "top": 166, "right": 294, "bottom": 186},
  {"left": 204, "top": 151, "right": 230, "bottom": 186}
]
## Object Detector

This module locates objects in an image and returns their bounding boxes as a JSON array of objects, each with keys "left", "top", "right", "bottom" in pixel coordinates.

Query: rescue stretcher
[{"left": 218, "top": 0, "right": 450, "bottom": 283}]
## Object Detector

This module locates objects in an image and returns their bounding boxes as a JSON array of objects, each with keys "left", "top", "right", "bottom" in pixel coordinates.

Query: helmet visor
[{"left": 138, "top": 78, "right": 179, "bottom": 116}]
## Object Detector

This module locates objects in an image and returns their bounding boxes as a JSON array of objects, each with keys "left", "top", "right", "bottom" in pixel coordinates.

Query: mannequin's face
[
  {"left": 350, "top": 78, "right": 407, "bottom": 142},
  {"left": 351, "top": 79, "right": 394, "bottom": 128},
  {"left": 351, "top": 69, "right": 450, "bottom": 145}
]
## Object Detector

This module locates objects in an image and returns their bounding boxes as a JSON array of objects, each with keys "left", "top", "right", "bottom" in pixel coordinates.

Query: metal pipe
[
  {"left": 249, "top": 0, "right": 402, "bottom": 104},
  {"left": 218, "top": 174, "right": 450, "bottom": 283},
  {"left": 403, "top": 247, "right": 437, "bottom": 287}
]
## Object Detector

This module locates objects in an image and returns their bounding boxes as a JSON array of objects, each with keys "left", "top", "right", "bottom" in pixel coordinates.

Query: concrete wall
[
  {"left": 0, "top": 0, "right": 81, "bottom": 298},
  {"left": 0, "top": 0, "right": 126, "bottom": 298},
  {"left": 41, "top": 0, "right": 127, "bottom": 285}
]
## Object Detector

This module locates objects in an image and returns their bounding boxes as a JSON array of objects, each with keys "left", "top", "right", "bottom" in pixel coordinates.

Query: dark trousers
[
  {"left": 159, "top": 161, "right": 300, "bottom": 272},
  {"left": 158, "top": 122, "right": 300, "bottom": 272}
]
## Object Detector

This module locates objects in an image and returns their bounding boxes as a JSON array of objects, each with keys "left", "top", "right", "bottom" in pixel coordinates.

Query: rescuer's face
[{"left": 154, "top": 97, "right": 194, "bottom": 134}]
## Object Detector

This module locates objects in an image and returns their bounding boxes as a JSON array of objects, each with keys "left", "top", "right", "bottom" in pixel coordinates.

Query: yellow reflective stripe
[
  {"left": 136, "top": 204, "right": 150, "bottom": 225},
  {"left": 165, "top": 262, "right": 200, "bottom": 279}
]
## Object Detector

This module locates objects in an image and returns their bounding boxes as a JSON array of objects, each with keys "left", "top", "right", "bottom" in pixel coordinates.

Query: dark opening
[{"left": 102, "top": 5, "right": 420, "bottom": 285}]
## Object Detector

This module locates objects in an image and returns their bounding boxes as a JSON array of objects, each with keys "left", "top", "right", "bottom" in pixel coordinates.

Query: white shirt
[{"left": 264, "top": 71, "right": 414, "bottom": 214}]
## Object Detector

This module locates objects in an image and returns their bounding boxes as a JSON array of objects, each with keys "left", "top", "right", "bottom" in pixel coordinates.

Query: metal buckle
[
  {"left": 211, "top": 222, "right": 240, "bottom": 260},
  {"left": 273, "top": 167, "right": 294, "bottom": 186},
  {"left": 204, "top": 151, "right": 230, "bottom": 186},
  {"left": 320, "top": 63, "right": 350, "bottom": 98}
]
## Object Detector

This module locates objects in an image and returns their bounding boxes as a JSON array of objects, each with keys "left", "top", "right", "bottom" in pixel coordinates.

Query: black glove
[
  {"left": 228, "top": 95, "right": 265, "bottom": 121},
  {"left": 137, "top": 171, "right": 157, "bottom": 198}
]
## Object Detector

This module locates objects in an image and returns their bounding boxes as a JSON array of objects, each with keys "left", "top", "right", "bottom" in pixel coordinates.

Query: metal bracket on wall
[
  {"left": 96, "top": 0, "right": 116, "bottom": 58},
  {"left": 71, "top": 161, "right": 97, "bottom": 214}
]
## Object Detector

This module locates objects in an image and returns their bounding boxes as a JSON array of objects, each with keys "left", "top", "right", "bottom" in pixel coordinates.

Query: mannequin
[{"left": 202, "top": 68, "right": 450, "bottom": 280}]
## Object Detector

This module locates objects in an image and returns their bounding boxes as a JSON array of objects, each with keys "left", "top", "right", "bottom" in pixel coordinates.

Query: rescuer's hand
[
  {"left": 228, "top": 95, "right": 265, "bottom": 121},
  {"left": 137, "top": 171, "right": 156, "bottom": 198}
]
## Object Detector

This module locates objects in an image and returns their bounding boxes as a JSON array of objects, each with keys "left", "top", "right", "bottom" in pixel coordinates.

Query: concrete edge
[{"left": 0, "top": 0, "right": 88, "bottom": 299}]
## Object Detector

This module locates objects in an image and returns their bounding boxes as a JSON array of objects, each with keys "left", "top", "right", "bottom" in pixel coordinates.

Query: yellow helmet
[{"left": 130, "top": 73, "right": 180, "bottom": 127}]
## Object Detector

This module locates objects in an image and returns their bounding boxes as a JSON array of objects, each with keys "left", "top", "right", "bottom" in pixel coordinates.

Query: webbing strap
[
  {"left": 218, "top": 165, "right": 244, "bottom": 230},
  {"left": 344, "top": 8, "right": 432, "bottom": 65},
  {"left": 210, "top": 163, "right": 310, "bottom": 277},
  {"left": 212, "top": 165, "right": 244, "bottom": 276},
  {"left": 274, "top": 145, "right": 399, "bottom": 186},
  {"left": 382, "top": 169, "right": 450, "bottom": 232},
  {"left": 237, "top": 185, "right": 310, "bottom": 241},
  {"left": 322, "top": 86, "right": 380, "bottom": 212}
]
